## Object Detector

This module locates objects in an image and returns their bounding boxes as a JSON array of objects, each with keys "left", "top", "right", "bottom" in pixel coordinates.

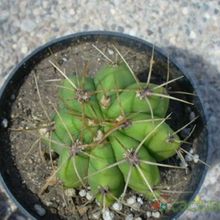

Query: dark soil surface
[{"left": 0, "top": 37, "right": 207, "bottom": 219}]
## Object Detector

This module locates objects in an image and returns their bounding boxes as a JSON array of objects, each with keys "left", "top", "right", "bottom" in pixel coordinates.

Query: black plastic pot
[{"left": 0, "top": 31, "right": 210, "bottom": 219}]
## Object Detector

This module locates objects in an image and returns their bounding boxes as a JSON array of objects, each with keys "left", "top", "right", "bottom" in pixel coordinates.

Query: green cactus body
[
  {"left": 120, "top": 113, "right": 156, "bottom": 142},
  {"left": 53, "top": 109, "right": 77, "bottom": 145},
  {"left": 147, "top": 124, "right": 180, "bottom": 161},
  {"left": 54, "top": 108, "right": 99, "bottom": 144},
  {"left": 154, "top": 93, "right": 169, "bottom": 117},
  {"left": 88, "top": 143, "right": 124, "bottom": 207},
  {"left": 58, "top": 149, "right": 89, "bottom": 188},
  {"left": 49, "top": 132, "right": 68, "bottom": 155},
  {"left": 109, "top": 132, "right": 160, "bottom": 198},
  {"left": 107, "top": 83, "right": 169, "bottom": 119},
  {"left": 60, "top": 75, "right": 103, "bottom": 119},
  {"left": 45, "top": 63, "right": 184, "bottom": 207},
  {"left": 95, "top": 64, "right": 136, "bottom": 115},
  {"left": 119, "top": 113, "right": 180, "bottom": 161}
]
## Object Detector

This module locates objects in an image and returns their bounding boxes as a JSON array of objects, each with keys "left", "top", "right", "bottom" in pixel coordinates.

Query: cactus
[
  {"left": 43, "top": 59, "right": 190, "bottom": 209},
  {"left": 25, "top": 47, "right": 206, "bottom": 220}
]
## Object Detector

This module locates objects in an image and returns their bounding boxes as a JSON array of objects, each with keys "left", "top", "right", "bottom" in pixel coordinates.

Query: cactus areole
[{"left": 0, "top": 32, "right": 209, "bottom": 220}]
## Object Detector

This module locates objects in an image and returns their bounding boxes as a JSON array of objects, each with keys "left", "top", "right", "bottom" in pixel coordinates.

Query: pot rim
[{"left": 0, "top": 31, "right": 211, "bottom": 220}]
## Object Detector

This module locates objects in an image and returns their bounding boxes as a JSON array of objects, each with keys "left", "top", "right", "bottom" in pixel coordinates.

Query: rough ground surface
[{"left": 0, "top": 0, "right": 220, "bottom": 219}]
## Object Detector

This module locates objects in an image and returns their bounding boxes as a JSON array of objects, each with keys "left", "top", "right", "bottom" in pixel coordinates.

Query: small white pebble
[
  {"left": 182, "top": 7, "right": 188, "bottom": 15},
  {"left": 146, "top": 211, "right": 152, "bottom": 218},
  {"left": 12, "top": 44, "right": 17, "bottom": 49},
  {"left": 112, "top": 202, "right": 123, "bottom": 211},
  {"left": 64, "top": 188, "right": 76, "bottom": 197},
  {"left": 21, "top": 46, "right": 28, "bottom": 54},
  {"left": 134, "top": 217, "right": 142, "bottom": 220},
  {"left": 204, "top": 13, "right": 210, "bottom": 20},
  {"left": 34, "top": 204, "right": 46, "bottom": 216},
  {"left": 38, "top": 128, "right": 49, "bottom": 138},
  {"left": 125, "top": 214, "right": 134, "bottom": 220},
  {"left": 79, "top": 189, "right": 87, "bottom": 197},
  {"left": 185, "top": 154, "right": 193, "bottom": 162},
  {"left": 108, "top": 48, "right": 114, "bottom": 55},
  {"left": 152, "top": 211, "right": 160, "bottom": 218},
  {"left": 169, "top": 36, "right": 176, "bottom": 45},
  {"left": 1, "top": 118, "right": 8, "bottom": 128},
  {"left": 110, "top": 8, "right": 116, "bottom": 15},
  {"left": 62, "top": 57, "right": 68, "bottom": 62},
  {"left": 92, "top": 211, "right": 101, "bottom": 219},
  {"left": 189, "top": 148, "right": 194, "bottom": 154},
  {"left": 193, "top": 154, "right": 199, "bottom": 163},
  {"left": 189, "top": 31, "right": 196, "bottom": 39},
  {"left": 45, "top": 201, "right": 53, "bottom": 206},
  {"left": 137, "top": 197, "right": 144, "bottom": 205},
  {"left": 127, "top": 196, "right": 136, "bottom": 205},
  {"left": 86, "top": 191, "right": 93, "bottom": 201},
  {"left": 102, "top": 209, "right": 114, "bottom": 220},
  {"left": 69, "top": 8, "right": 75, "bottom": 15},
  {"left": 180, "top": 161, "right": 188, "bottom": 168}
]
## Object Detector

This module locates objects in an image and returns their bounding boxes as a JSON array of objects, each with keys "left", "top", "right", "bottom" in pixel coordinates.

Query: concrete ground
[{"left": 1, "top": 0, "right": 220, "bottom": 219}]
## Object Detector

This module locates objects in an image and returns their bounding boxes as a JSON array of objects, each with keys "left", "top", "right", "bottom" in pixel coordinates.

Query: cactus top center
[
  {"left": 99, "top": 186, "right": 109, "bottom": 195},
  {"left": 70, "top": 139, "right": 84, "bottom": 156},
  {"left": 124, "top": 149, "right": 140, "bottom": 166},
  {"left": 136, "top": 88, "right": 152, "bottom": 100},
  {"left": 75, "top": 89, "right": 91, "bottom": 103}
]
